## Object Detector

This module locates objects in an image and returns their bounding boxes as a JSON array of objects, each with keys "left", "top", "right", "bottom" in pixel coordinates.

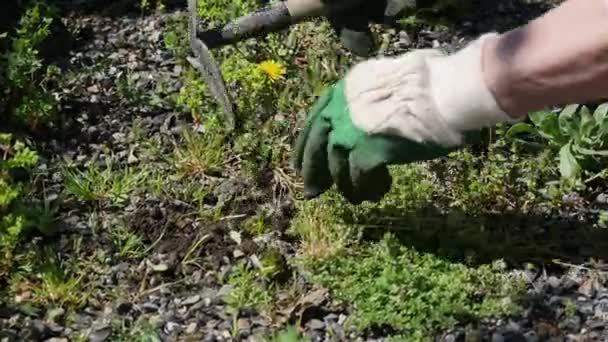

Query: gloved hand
[{"left": 292, "top": 34, "right": 519, "bottom": 204}]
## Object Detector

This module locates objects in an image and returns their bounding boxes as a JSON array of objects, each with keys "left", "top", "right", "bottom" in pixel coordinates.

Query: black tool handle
[{"left": 199, "top": 2, "right": 295, "bottom": 49}]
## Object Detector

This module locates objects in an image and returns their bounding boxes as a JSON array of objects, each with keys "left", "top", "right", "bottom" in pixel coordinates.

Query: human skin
[{"left": 482, "top": 0, "right": 608, "bottom": 118}]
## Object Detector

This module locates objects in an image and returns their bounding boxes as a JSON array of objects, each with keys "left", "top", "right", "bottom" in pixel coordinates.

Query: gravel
[{"left": 4, "top": 0, "right": 608, "bottom": 341}]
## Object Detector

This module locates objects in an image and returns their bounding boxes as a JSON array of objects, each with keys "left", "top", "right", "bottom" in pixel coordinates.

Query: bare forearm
[{"left": 482, "top": 0, "right": 608, "bottom": 118}]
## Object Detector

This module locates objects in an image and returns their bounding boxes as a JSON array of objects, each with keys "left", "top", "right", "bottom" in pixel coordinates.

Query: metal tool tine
[{"left": 187, "top": 0, "right": 235, "bottom": 129}]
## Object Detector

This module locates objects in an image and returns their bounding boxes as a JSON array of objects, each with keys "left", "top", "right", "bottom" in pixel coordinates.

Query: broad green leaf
[
  {"left": 559, "top": 104, "right": 581, "bottom": 139},
  {"left": 560, "top": 104, "right": 580, "bottom": 118},
  {"left": 574, "top": 145, "right": 608, "bottom": 156},
  {"left": 579, "top": 105, "right": 596, "bottom": 139},
  {"left": 529, "top": 110, "right": 551, "bottom": 127},
  {"left": 594, "top": 103, "right": 608, "bottom": 123},
  {"left": 505, "top": 122, "right": 535, "bottom": 139},
  {"left": 559, "top": 142, "right": 580, "bottom": 179},
  {"left": 535, "top": 114, "right": 567, "bottom": 145}
]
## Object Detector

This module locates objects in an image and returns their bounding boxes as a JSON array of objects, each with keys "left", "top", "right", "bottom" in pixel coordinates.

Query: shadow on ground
[{"left": 347, "top": 205, "right": 608, "bottom": 270}]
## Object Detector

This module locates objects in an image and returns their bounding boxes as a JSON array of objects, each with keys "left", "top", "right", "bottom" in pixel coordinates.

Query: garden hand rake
[{"left": 186, "top": 0, "right": 366, "bottom": 129}]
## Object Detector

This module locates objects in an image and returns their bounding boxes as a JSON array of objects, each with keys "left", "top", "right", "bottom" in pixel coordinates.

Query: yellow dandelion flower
[{"left": 258, "top": 60, "right": 286, "bottom": 82}]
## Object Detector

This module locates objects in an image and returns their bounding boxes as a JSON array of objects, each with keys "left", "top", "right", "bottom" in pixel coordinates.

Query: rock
[
  {"left": 217, "top": 285, "right": 232, "bottom": 301},
  {"left": 577, "top": 300, "right": 594, "bottom": 317},
  {"left": 594, "top": 193, "right": 608, "bottom": 204},
  {"left": 559, "top": 315, "right": 581, "bottom": 332},
  {"left": 186, "top": 322, "right": 198, "bottom": 334},
  {"left": 306, "top": 319, "right": 325, "bottom": 331},
  {"left": 141, "top": 302, "right": 159, "bottom": 313},
  {"left": 164, "top": 321, "right": 181, "bottom": 334},
  {"left": 181, "top": 295, "right": 201, "bottom": 306},
  {"left": 523, "top": 331, "right": 539, "bottom": 342},
  {"left": 45, "top": 308, "right": 65, "bottom": 323},
  {"left": 237, "top": 318, "right": 251, "bottom": 334},
  {"left": 491, "top": 332, "right": 505, "bottom": 342},
  {"left": 594, "top": 299, "right": 608, "bottom": 321},
  {"left": 547, "top": 276, "right": 561, "bottom": 290},
  {"left": 150, "top": 263, "right": 169, "bottom": 273},
  {"left": 88, "top": 323, "right": 111, "bottom": 342}
]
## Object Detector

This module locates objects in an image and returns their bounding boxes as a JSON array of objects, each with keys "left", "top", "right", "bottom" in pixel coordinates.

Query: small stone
[
  {"left": 324, "top": 313, "right": 338, "bottom": 322},
  {"left": 111, "top": 132, "right": 126, "bottom": 143},
  {"left": 577, "top": 299, "right": 594, "bottom": 318},
  {"left": 491, "top": 333, "right": 505, "bottom": 342},
  {"left": 88, "top": 324, "right": 111, "bottom": 342},
  {"left": 523, "top": 331, "right": 539, "bottom": 342},
  {"left": 217, "top": 285, "right": 232, "bottom": 299},
  {"left": 594, "top": 299, "right": 608, "bottom": 321},
  {"left": 587, "top": 319, "right": 606, "bottom": 330},
  {"left": 186, "top": 322, "right": 198, "bottom": 334},
  {"left": 151, "top": 263, "right": 169, "bottom": 273},
  {"left": 87, "top": 85, "right": 100, "bottom": 93},
  {"left": 164, "top": 321, "right": 181, "bottom": 334},
  {"left": 306, "top": 319, "right": 325, "bottom": 331},
  {"left": 141, "top": 302, "right": 159, "bottom": 313},
  {"left": 442, "top": 333, "right": 457, "bottom": 342},
  {"left": 182, "top": 295, "right": 201, "bottom": 306},
  {"left": 595, "top": 193, "right": 608, "bottom": 204},
  {"left": 229, "top": 231, "right": 242, "bottom": 245},
  {"left": 46, "top": 308, "right": 65, "bottom": 323},
  {"left": 559, "top": 315, "right": 581, "bottom": 332},
  {"left": 547, "top": 276, "right": 561, "bottom": 289},
  {"left": 237, "top": 318, "right": 251, "bottom": 332}
]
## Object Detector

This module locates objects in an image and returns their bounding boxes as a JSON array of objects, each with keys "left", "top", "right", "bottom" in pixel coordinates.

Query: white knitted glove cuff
[
  {"left": 344, "top": 33, "right": 517, "bottom": 147},
  {"left": 427, "top": 33, "right": 517, "bottom": 134}
]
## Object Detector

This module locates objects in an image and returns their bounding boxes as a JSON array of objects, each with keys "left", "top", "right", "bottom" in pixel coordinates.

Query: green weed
[
  {"left": 224, "top": 261, "right": 274, "bottom": 316},
  {"left": 63, "top": 161, "right": 148, "bottom": 208},
  {"left": 0, "top": 133, "right": 56, "bottom": 282},
  {"left": 196, "top": 0, "right": 258, "bottom": 25},
  {"left": 1, "top": 1, "right": 62, "bottom": 130},
  {"left": 302, "top": 234, "right": 525, "bottom": 338},
  {"left": 110, "top": 223, "right": 146, "bottom": 260},
  {"left": 508, "top": 104, "right": 608, "bottom": 182},
  {"left": 263, "top": 326, "right": 310, "bottom": 342},
  {"left": 171, "top": 116, "right": 229, "bottom": 177}
]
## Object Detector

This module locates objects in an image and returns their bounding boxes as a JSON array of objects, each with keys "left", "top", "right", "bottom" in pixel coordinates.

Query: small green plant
[
  {"left": 110, "top": 223, "right": 146, "bottom": 260},
  {"left": 302, "top": 234, "right": 525, "bottom": 337},
  {"left": 171, "top": 116, "right": 229, "bottom": 177},
  {"left": 1, "top": 1, "right": 62, "bottom": 130},
  {"left": 63, "top": 161, "right": 148, "bottom": 208},
  {"left": 507, "top": 103, "right": 608, "bottom": 181},
  {"left": 224, "top": 261, "right": 273, "bottom": 315},
  {"left": 0, "top": 133, "right": 52, "bottom": 280},
  {"left": 197, "top": 0, "right": 258, "bottom": 25},
  {"left": 264, "top": 326, "right": 310, "bottom": 342}
]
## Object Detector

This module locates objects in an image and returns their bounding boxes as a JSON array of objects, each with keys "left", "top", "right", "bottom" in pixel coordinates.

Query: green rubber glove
[
  {"left": 292, "top": 80, "right": 458, "bottom": 204},
  {"left": 292, "top": 35, "right": 518, "bottom": 204}
]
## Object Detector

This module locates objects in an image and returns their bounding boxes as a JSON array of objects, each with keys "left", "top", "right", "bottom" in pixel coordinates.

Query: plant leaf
[
  {"left": 574, "top": 145, "right": 608, "bottom": 156},
  {"left": 559, "top": 104, "right": 581, "bottom": 140},
  {"left": 529, "top": 110, "right": 550, "bottom": 127},
  {"left": 505, "top": 122, "right": 535, "bottom": 139},
  {"left": 579, "top": 105, "right": 596, "bottom": 140},
  {"left": 559, "top": 142, "right": 580, "bottom": 179},
  {"left": 594, "top": 103, "right": 608, "bottom": 123}
]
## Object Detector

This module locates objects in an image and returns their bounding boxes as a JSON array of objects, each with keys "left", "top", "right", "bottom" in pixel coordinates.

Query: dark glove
[{"left": 326, "top": 0, "right": 417, "bottom": 56}]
